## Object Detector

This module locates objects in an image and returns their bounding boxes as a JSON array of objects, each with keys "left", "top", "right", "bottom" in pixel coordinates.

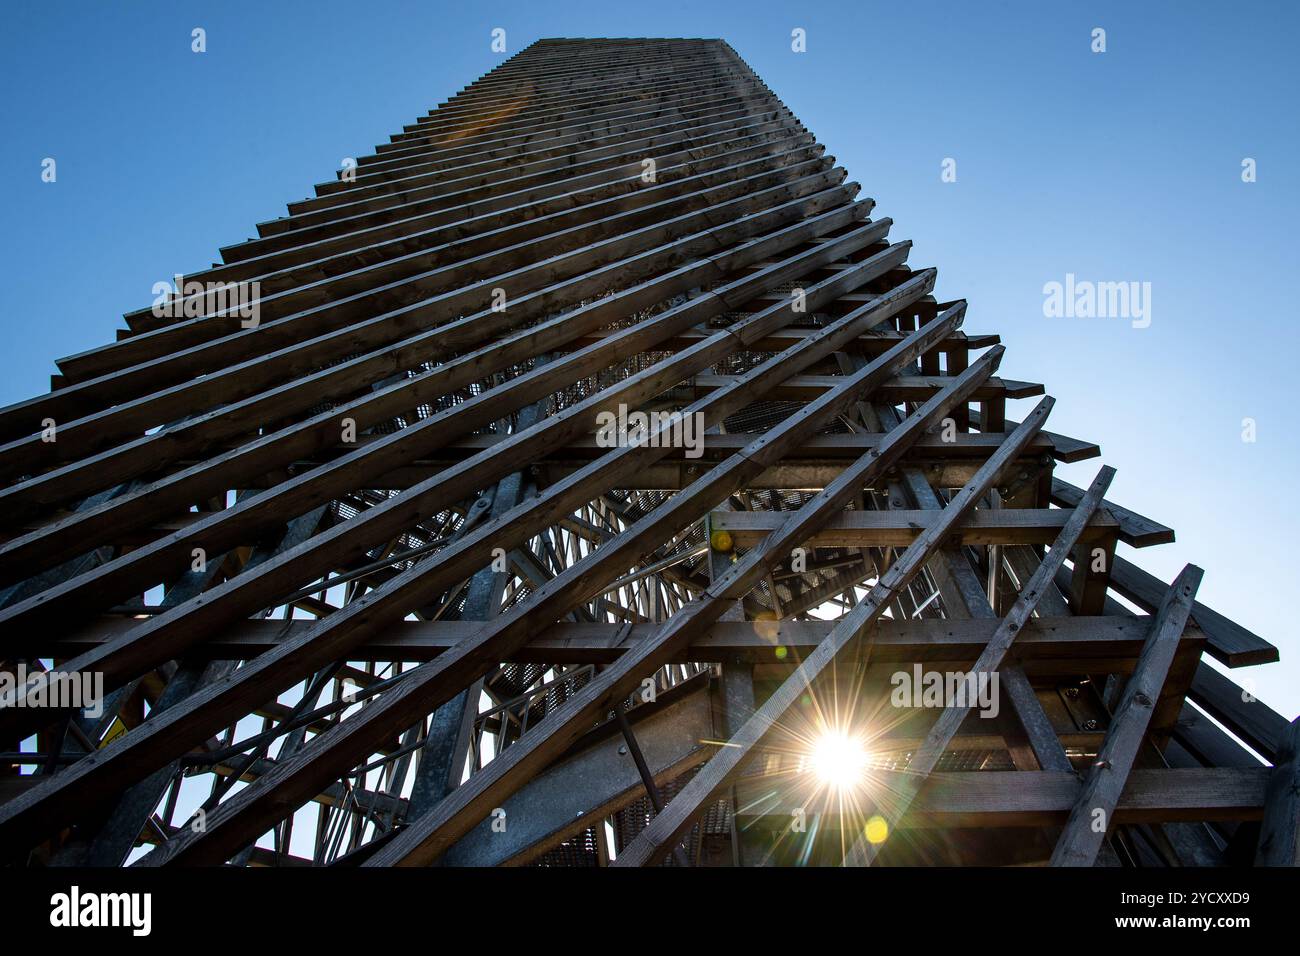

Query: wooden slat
[{"left": 1189, "top": 661, "right": 1289, "bottom": 762}]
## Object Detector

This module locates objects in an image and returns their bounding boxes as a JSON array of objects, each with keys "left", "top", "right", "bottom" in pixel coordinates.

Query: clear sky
[{"left": 2, "top": 1, "right": 1296, "bottom": 719}]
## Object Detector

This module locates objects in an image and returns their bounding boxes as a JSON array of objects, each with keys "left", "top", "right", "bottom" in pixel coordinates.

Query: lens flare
[{"left": 809, "top": 732, "right": 868, "bottom": 789}]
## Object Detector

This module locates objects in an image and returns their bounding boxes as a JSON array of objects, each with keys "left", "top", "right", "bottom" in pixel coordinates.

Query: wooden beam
[
  {"left": 1049, "top": 565, "right": 1203, "bottom": 866},
  {"left": 710, "top": 507, "right": 1119, "bottom": 549},
  {"left": 733, "top": 768, "right": 1267, "bottom": 828}
]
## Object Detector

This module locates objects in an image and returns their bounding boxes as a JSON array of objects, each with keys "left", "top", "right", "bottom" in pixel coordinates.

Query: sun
[{"left": 809, "top": 731, "right": 869, "bottom": 789}]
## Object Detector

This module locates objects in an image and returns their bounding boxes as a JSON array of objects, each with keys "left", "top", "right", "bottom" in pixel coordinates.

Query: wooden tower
[{"left": 1, "top": 37, "right": 1294, "bottom": 868}]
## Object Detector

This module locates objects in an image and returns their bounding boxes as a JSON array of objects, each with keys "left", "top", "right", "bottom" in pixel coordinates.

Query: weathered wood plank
[{"left": 1189, "top": 662, "right": 1289, "bottom": 762}]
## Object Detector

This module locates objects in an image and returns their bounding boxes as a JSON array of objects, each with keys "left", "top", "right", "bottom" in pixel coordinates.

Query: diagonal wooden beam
[
  {"left": 1188, "top": 661, "right": 1290, "bottom": 762},
  {"left": 999, "top": 662, "right": 1073, "bottom": 773},
  {"left": 1048, "top": 563, "right": 1203, "bottom": 866},
  {"left": 862, "top": 390, "right": 1067, "bottom": 774},
  {"left": 1049, "top": 477, "right": 1172, "bottom": 547},
  {"left": 1107, "top": 556, "right": 1275, "bottom": 667}
]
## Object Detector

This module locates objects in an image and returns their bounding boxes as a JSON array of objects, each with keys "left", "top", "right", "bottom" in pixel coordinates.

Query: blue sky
[{"left": 2, "top": 1, "right": 1296, "bottom": 718}]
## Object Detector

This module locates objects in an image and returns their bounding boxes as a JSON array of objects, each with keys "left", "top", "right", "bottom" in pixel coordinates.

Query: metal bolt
[
  {"left": 1065, "top": 687, "right": 1080, "bottom": 699},
  {"left": 1083, "top": 719, "right": 1098, "bottom": 731}
]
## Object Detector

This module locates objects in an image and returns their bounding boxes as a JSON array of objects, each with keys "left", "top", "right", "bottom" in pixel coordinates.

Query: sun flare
[{"left": 809, "top": 732, "right": 869, "bottom": 789}]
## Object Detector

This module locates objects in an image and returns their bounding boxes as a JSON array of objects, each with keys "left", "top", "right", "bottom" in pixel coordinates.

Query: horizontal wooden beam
[
  {"left": 49, "top": 615, "right": 1202, "bottom": 667},
  {"left": 711, "top": 507, "right": 1119, "bottom": 549},
  {"left": 334, "top": 428, "right": 1062, "bottom": 462},
  {"left": 734, "top": 767, "right": 1268, "bottom": 828},
  {"left": 685, "top": 372, "right": 1043, "bottom": 402}
]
